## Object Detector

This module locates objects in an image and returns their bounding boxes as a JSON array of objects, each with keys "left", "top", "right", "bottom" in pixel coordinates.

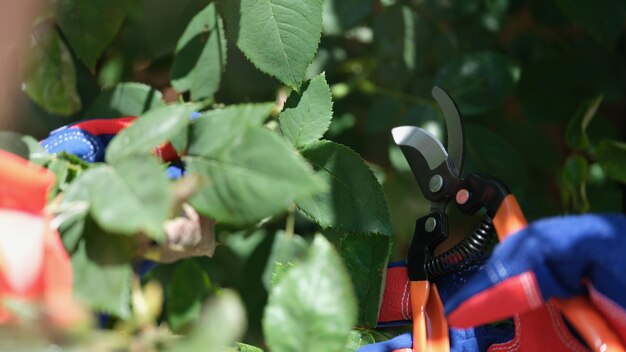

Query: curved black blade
[
  {"left": 432, "top": 86, "right": 465, "bottom": 177},
  {"left": 392, "top": 126, "right": 447, "bottom": 171},
  {"left": 392, "top": 126, "right": 460, "bottom": 202}
]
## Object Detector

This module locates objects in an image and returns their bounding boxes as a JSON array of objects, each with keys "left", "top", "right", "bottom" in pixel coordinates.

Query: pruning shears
[{"left": 392, "top": 86, "right": 623, "bottom": 352}]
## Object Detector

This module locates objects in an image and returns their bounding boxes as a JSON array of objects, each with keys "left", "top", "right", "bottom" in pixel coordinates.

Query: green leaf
[
  {"left": 465, "top": 125, "right": 528, "bottom": 194},
  {"left": 221, "top": 229, "right": 268, "bottom": 260},
  {"left": 58, "top": 171, "right": 91, "bottom": 253},
  {"left": 23, "top": 27, "right": 80, "bottom": 116},
  {"left": 84, "top": 82, "right": 165, "bottom": 118},
  {"left": 171, "top": 3, "right": 227, "bottom": 101},
  {"left": 221, "top": 0, "right": 323, "bottom": 89},
  {"left": 98, "top": 55, "right": 124, "bottom": 89},
  {"left": 262, "top": 231, "right": 308, "bottom": 290},
  {"left": 47, "top": 159, "right": 70, "bottom": 197},
  {"left": 188, "top": 103, "right": 276, "bottom": 156},
  {"left": 345, "top": 330, "right": 376, "bottom": 352},
  {"left": 167, "top": 259, "right": 213, "bottom": 332},
  {"left": 86, "top": 156, "right": 171, "bottom": 240},
  {"left": 106, "top": 103, "right": 196, "bottom": 163},
  {"left": 339, "top": 234, "right": 391, "bottom": 327},
  {"left": 236, "top": 343, "right": 264, "bottom": 352},
  {"left": 597, "top": 140, "right": 626, "bottom": 183},
  {"left": 71, "top": 219, "right": 134, "bottom": 317},
  {"left": 47, "top": 153, "right": 92, "bottom": 198},
  {"left": 565, "top": 96, "right": 603, "bottom": 151},
  {"left": 167, "top": 290, "right": 246, "bottom": 352},
  {"left": 203, "top": 102, "right": 276, "bottom": 125},
  {"left": 263, "top": 235, "right": 356, "bottom": 352},
  {"left": 186, "top": 119, "right": 319, "bottom": 225},
  {"left": 57, "top": 0, "right": 129, "bottom": 70},
  {"left": 270, "top": 262, "right": 294, "bottom": 287},
  {"left": 0, "top": 132, "right": 31, "bottom": 160},
  {"left": 561, "top": 155, "right": 589, "bottom": 213},
  {"left": 555, "top": 0, "right": 626, "bottom": 48},
  {"left": 279, "top": 73, "right": 333, "bottom": 148},
  {"left": 299, "top": 140, "right": 392, "bottom": 236},
  {"left": 435, "top": 52, "right": 519, "bottom": 115},
  {"left": 22, "top": 136, "right": 50, "bottom": 166}
]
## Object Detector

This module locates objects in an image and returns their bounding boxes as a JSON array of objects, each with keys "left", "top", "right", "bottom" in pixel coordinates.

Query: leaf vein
[{"left": 267, "top": 0, "right": 297, "bottom": 85}]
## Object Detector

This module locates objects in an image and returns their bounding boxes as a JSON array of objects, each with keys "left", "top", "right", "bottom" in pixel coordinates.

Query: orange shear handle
[
  {"left": 425, "top": 284, "right": 449, "bottom": 352},
  {"left": 410, "top": 281, "right": 430, "bottom": 352},
  {"left": 410, "top": 281, "right": 450, "bottom": 352},
  {"left": 493, "top": 195, "right": 625, "bottom": 352}
]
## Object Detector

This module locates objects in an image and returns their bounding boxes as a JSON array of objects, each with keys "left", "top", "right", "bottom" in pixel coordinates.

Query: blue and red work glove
[
  {"left": 41, "top": 116, "right": 216, "bottom": 265},
  {"left": 41, "top": 117, "right": 184, "bottom": 178},
  {"left": 361, "top": 214, "right": 626, "bottom": 351}
]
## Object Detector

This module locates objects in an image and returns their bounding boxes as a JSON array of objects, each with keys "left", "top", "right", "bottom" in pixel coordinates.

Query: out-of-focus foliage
[{"left": 0, "top": 0, "right": 624, "bottom": 350}]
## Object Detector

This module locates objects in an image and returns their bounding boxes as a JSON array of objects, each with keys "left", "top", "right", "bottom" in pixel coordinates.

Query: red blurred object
[{"left": 0, "top": 149, "right": 78, "bottom": 325}]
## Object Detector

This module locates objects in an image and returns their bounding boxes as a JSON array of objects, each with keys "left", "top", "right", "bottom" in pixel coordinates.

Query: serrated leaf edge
[{"left": 298, "top": 140, "right": 393, "bottom": 236}]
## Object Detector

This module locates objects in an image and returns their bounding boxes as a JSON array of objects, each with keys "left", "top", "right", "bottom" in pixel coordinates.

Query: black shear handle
[{"left": 406, "top": 212, "right": 448, "bottom": 282}]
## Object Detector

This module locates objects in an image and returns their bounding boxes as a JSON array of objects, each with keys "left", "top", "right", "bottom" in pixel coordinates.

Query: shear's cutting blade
[
  {"left": 432, "top": 86, "right": 465, "bottom": 177},
  {"left": 392, "top": 125, "right": 461, "bottom": 203},
  {"left": 392, "top": 126, "right": 448, "bottom": 171}
]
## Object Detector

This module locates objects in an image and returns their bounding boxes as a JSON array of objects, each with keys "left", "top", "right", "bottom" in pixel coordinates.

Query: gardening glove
[
  {"left": 41, "top": 117, "right": 215, "bottom": 263},
  {"left": 41, "top": 117, "right": 180, "bottom": 163},
  {"left": 445, "top": 214, "right": 626, "bottom": 343}
]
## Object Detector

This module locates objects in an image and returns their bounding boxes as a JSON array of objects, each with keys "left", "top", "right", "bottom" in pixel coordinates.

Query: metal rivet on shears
[
  {"left": 456, "top": 189, "right": 470, "bottom": 205},
  {"left": 424, "top": 217, "right": 437, "bottom": 232},
  {"left": 429, "top": 175, "right": 444, "bottom": 193}
]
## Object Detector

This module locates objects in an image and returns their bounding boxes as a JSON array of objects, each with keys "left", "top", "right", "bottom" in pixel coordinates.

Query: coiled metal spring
[{"left": 425, "top": 216, "right": 498, "bottom": 279}]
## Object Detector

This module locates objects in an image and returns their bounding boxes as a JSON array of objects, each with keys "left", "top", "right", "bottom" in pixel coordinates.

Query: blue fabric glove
[
  {"left": 41, "top": 117, "right": 135, "bottom": 163},
  {"left": 445, "top": 214, "right": 626, "bottom": 340},
  {"left": 357, "top": 326, "right": 513, "bottom": 352},
  {"left": 41, "top": 117, "right": 186, "bottom": 178}
]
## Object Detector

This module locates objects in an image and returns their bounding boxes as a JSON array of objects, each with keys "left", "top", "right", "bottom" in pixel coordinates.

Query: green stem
[{"left": 285, "top": 204, "right": 296, "bottom": 237}]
